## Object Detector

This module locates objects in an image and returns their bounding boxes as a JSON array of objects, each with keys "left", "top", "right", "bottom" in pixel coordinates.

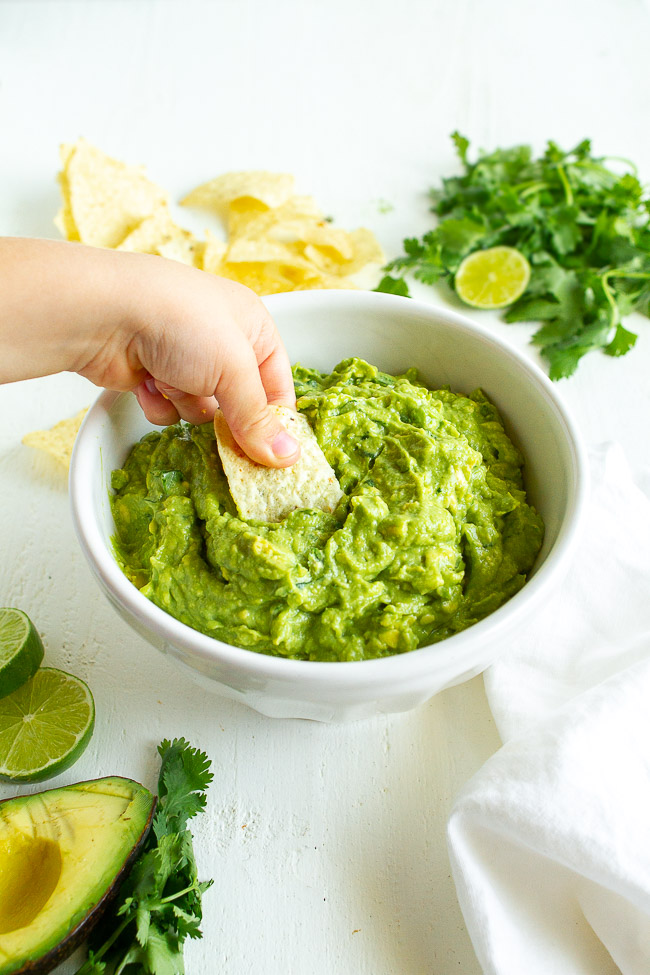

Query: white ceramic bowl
[{"left": 70, "top": 290, "right": 588, "bottom": 722}]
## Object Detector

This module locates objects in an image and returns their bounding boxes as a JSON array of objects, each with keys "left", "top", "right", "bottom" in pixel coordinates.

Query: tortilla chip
[
  {"left": 181, "top": 171, "right": 295, "bottom": 215},
  {"left": 229, "top": 196, "right": 324, "bottom": 243},
  {"left": 53, "top": 144, "right": 385, "bottom": 294},
  {"left": 214, "top": 406, "right": 343, "bottom": 522},
  {"left": 217, "top": 260, "right": 324, "bottom": 295},
  {"left": 59, "top": 139, "right": 168, "bottom": 248},
  {"left": 117, "top": 207, "right": 201, "bottom": 265},
  {"left": 201, "top": 229, "right": 228, "bottom": 274},
  {"left": 22, "top": 408, "right": 88, "bottom": 469},
  {"left": 225, "top": 237, "right": 308, "bottom": 265},
  {"left": 54, "top": 144, "right": 80, "bottom": 241}
]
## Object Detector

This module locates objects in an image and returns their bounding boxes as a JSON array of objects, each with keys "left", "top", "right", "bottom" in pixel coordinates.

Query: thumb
[{"left": 216, "top": 336, "right": 300, "bottom": 468}]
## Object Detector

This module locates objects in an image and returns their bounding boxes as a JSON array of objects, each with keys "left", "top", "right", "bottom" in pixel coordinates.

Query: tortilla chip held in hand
[{"left": 214, "top": 406, "right": 343, "bottom": 522}]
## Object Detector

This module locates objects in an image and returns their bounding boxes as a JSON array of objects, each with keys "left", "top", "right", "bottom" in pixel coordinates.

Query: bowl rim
[{"left": 69, "top": 290, "right": 589, "bottom": 687}]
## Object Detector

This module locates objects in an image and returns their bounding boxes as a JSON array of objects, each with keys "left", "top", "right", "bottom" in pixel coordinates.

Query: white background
[{"left": 1, "top": 1, "right": 649, "bottom": 972}]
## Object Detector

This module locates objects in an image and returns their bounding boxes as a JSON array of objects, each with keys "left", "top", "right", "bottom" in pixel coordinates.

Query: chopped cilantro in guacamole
[{"left": 110, "top": 357, "right": 543, "bottom": 661}]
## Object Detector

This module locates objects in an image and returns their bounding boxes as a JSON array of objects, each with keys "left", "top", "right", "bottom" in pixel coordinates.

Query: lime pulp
[{"left": 0, "top": 667, "right": 95, "bottom": 782}]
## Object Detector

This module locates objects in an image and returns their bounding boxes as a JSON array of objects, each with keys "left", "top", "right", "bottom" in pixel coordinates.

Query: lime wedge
[
  {"left": 455, "top": 245, "right": 531, "bottom": 309},
  {"left": 0, "top": 608, "right": 45, "bottom": 701},
  {"left": 0, "top": 668, "right": 95, "bottom": 782}
]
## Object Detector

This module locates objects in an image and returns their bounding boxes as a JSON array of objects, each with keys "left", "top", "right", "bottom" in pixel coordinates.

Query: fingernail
[
  {"left": 156, "top": 382, "right": 178, "bottom": 401},
  {"left": 272, "top": 430, "right": 299, "bottom": 459}
]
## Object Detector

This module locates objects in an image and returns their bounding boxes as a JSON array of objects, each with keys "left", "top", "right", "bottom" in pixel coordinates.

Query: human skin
[{"left": 0, "top": 237, "right": 300, "bottom": 467}]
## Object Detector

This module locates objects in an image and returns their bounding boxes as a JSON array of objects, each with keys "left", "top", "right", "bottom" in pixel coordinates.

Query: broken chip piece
[
  {"left": 22, "top": 408, "right": 89, "bottom": 469},
  {"left": 55, "top": 139, "right": 168, "bottom": 249},
  {"left": 213, "top": 406, "right": 343, "bottom": 523}
]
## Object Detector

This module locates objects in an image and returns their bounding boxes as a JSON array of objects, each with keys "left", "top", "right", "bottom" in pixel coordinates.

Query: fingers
[
  {"left": 214, "top": 330, "right": 300, "bottom": 469},
  {"left": 258, "top": 338, "right": 297, "bottom": 409},
  {"left": 133, "top": 377, "right": 219, "bottom": 426},
  {"left": 127, "top": 269, "right": 300, "bottom": 466},
  {"left": 250, "top": 307, "right": 296, "bottom": 409},
  {"left": 153, "top": 383, "right": 218, "bottom": 425},
  {"left": 133, "top": 378, "right": 181, "bottom": 426}
]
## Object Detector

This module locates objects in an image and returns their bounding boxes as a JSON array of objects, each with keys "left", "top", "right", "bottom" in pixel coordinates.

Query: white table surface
[{"left": 1, "top": 2, "right": 649, "bottom": 972}]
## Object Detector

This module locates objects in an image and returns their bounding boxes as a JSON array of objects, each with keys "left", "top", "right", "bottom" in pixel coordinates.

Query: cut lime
[
  {"left": 0, "top": 667, "right": 95, "bottom": 782},
  {"left": 0, "top": 608, "right": 45, "bottom": 701},
  {"left": 455, "top": 245, "right": 531, "bottom": 309}
]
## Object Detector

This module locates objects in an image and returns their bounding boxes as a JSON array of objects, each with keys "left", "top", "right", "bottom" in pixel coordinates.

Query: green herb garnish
[
  {"left": 378, "top": 133, "right": 650, "bottom": 379},
  {"left": 76, "top": 738, "right": 213, "bottom": 975}
]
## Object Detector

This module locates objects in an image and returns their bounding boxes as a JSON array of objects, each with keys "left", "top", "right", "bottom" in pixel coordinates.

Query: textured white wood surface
[{"left": 1, "top": 2, "right": 649, "bottom": 972}]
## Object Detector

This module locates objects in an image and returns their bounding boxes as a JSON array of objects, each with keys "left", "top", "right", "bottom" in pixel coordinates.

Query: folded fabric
[{"left": 447, "top": 443, "right": 650, "bottom": 975}]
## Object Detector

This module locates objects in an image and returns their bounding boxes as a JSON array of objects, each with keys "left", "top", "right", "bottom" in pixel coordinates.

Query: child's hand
[
  {"left": 99, "top": 260, "right": 300, "bottom": 467},
  {"left": 0, "top": 238, "right": 299, "bottom": 467}
]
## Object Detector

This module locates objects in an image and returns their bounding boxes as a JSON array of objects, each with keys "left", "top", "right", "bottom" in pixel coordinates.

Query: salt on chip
[
  {"left": 214, "top": 406, "right": 343, "bottom": 522},
  {"left": 57, "top": 139, "right": 168, "bottom": 248},
  {"left": 22, "top": 408, "right": 88, "bottom": 470}
]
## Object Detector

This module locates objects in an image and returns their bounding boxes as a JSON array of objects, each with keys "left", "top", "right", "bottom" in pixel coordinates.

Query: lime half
[
  {"left": 0, "top": 667, "right": 95, "bottom": 782},
  {"left": 455, "top": 245, "right": 531, "bottom": 309},
  {"left": 0, "top": 608, "right": 45, "bottom": 701}
]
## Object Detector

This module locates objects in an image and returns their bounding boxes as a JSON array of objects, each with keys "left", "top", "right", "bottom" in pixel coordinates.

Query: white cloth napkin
[{"left": 447, "top": 443, "right": 650, "bottom": 975}]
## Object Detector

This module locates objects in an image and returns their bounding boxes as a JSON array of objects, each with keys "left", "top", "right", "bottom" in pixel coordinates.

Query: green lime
[
  {"left": 455, "top": 245, "right": 531, "bottom": 309},
  {"left": 0, "top": 667, "right": 95, "bottom": 782},
  {"left": 0, "top": 608, "right": 45, "bottom": 701}
]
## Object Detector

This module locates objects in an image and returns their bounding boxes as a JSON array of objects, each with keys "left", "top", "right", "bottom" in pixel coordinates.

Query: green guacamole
[{"left": 110, "top": 357, "right": 544, "bottom": 661}]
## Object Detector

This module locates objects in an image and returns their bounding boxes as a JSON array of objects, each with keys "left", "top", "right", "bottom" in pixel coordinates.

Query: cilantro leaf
[
  {"left": 154, "top": 737, "right": 213, "bottom": 837},
  {"left": 375, "top": 274, "right": 411, "bottom": 297},
  {"left": 381, "top": 133, "right": 650, "bottom": 378},
  {"left": 606, "top": 323, "right": 638, "bottom": 357}
]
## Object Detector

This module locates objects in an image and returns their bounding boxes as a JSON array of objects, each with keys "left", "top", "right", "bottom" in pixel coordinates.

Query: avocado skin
[{"left": 0, "top": 776, "right": 157, "bottom": 975}]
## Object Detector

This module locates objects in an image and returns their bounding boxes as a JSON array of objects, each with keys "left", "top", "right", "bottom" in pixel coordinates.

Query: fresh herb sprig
[
  {"left": 377, "top": 133, "right": 650, "bottom": 379},
  {"left": 76, "top": 738, "right": 214, "bottom": 975}
]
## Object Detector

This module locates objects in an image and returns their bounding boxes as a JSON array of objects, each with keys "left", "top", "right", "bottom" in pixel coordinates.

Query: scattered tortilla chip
[
  {"left": 181, "top": 171, "right": 295, "bottom": 215},
  {"left": 201, "top": 229, "right": 228, "bottom": 274},
  {"left": 117, "top": 207, "right": 201, "bottom": 266},
  {"left": 56, "top": 139, "right": 168, "bottom": 248},
  {"left": 217, "top": 260, "right": 322, "bottom": 295},
  {"left": 225, "top": 236, "right": 303, "bottom": 265},
  {"left": 22, "top": 408, "right": 88, "bottom": 470},
  {"left": 214, "top": 406, "right": 343, "bottom": 522},
  {"left": 54, "top": 143, "right": 79, "bottom": 241},
  {"left": 54, "top": 141, "right": 385, "bottom": 296},
  {"left": 229, "top": 197, "right": 325, "bottom": 244}
]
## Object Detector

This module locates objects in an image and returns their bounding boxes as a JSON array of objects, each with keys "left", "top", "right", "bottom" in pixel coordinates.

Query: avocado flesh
[{"left": 0, "top": 776, "right": 156, "bottom": 975}]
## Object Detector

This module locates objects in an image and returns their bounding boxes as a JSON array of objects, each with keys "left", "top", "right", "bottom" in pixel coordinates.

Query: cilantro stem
[
  {"left": 555, "top": 164, "right": 573, "bottom": 205},
  {"left": 114, "top": 954, "right": 132, "bottom": 975},
  {"left": 517, "top": 180, "right": 548, "bottom": 200},
  {"left": 600, "top": 269, "right": 650, "bottom": 327},
  {"left": 157, "top": 879, "right": 204, "bottom": 906},
  {"left": 75, "top": 915, "right": 132, "bottom": 973},
  {"left": 601, "top": 155, "right": 638, "bottom": 176}
]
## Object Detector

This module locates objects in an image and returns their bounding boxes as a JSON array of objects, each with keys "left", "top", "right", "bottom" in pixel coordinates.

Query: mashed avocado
[{"left": 110, "top": 357, "right": 544, "bottom": 661}]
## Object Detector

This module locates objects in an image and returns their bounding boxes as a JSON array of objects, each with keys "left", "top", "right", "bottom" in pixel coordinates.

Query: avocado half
[{"left": 0, "top": 776, "right": 156, "bottom": 975}]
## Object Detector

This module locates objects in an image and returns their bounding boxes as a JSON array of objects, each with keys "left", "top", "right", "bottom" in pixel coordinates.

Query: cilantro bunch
[
  {"left": 378, "top": 133, "right": 650, "bottom": 378},
  {"left": 77, "top": 738, "right": 213, "bottom": 975}
]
